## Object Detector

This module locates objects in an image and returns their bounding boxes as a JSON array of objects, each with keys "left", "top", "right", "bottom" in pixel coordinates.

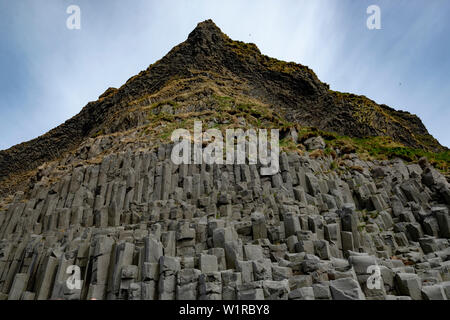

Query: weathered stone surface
[
  {"left": 221, "top": 270, "right": 242, "bottom": 300},
  {"left": 395, "top": 273, "right": 422, "bottom": 300},
  {"left": 330, "top": 278, "right": 365, "bottom": 300},
  {"left": 252, "top": 259, "right": 273, "bottom": 281},
  {"left": 199, "top": 254, "right": 218, "bottom": 274},
  {"left": 199, "top": 272, "right": 222, "bottom": 300},
  {"left": 176, "top": 268, "right": 201, "bottom": 300},
  {"left": 263, "top": 280, "right": 290, "bottom": 300},
  {"left": 289, "top": 287, "right": 314, "bottom": 300},
  {"left": 237, "top": 282, "right": 264, "bottom": 300},
  {"left": 304, "top": 136, "right": 326, "bottom": 151},
  {"left": 421, "top": 285, "right": 447, "bottom": 300}
]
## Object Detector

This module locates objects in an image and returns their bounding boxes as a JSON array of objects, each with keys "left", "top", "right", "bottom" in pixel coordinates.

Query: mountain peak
[
  {"left": 184, "top": 19, "right": 229, "bottom": 54},
  {"left": 0, "top": 20, "right": 446, "bottom": 196},
  {"left": 189, "top": 19, "right": 222, "bottom": 36},
  {"left": 186, "top": 19, "right": 226, "bottom": 44}
]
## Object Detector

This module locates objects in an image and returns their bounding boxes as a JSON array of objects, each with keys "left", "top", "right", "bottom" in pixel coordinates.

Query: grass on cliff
[
  {"left": 329, "top": 90, "right": 443, "bottom": 152},
  {"left": 296, "top": 127, "right": 449, "bottom": 174},
  {"left": 140, "top": 94, "right": 295, "bottom": 148},
  {"left": 131, "top": 93, "right": 449, "bottom": 175},
  {"left": 354, "top": 137, "right": 449, "bottom": 173}
]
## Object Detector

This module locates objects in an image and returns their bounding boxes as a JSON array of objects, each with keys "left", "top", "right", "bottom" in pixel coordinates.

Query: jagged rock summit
[{"left": 0, "top": 20, "right": 449, "bottom": 301}]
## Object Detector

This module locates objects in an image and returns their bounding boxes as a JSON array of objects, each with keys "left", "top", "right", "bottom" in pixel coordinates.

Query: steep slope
[{"left": 0, "top": 19, "right": 446, "bottom": 196}]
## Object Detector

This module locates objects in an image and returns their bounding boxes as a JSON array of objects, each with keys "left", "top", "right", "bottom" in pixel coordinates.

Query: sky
[{"left": 0, "top": 0, "right": 449, "bottom": 150}]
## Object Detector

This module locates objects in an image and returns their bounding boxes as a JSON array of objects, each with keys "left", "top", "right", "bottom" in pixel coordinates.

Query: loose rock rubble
[{"left": 0, "top": 141, "right": 449, "bottom": 300}]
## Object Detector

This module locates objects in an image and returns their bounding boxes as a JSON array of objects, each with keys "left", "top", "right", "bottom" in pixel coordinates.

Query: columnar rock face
[{"left": 0, "top": 140, "right": 449, "bottom": 300}]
